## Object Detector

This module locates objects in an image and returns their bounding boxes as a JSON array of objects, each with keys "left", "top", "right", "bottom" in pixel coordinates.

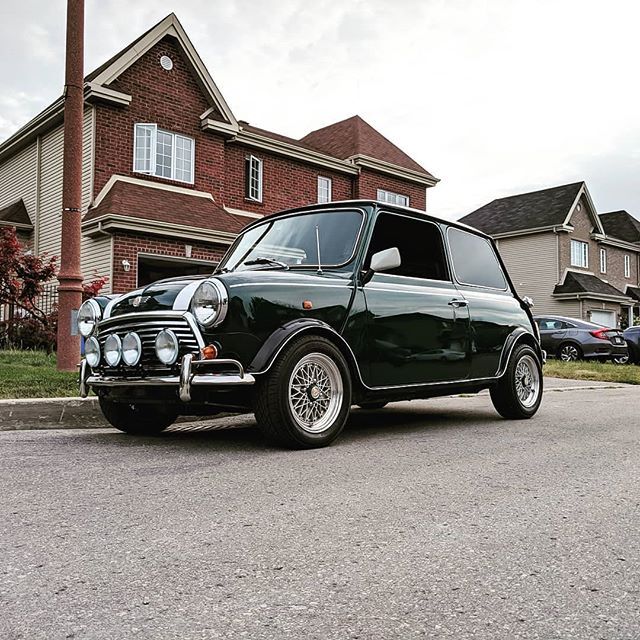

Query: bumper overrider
[{"left": 79, "top": 311, "right": 255, "bottom": 402}]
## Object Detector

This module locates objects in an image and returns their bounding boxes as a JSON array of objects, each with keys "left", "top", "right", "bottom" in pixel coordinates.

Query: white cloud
[{"left": 1, "top": 0, "right": 639, "bottom": 219}]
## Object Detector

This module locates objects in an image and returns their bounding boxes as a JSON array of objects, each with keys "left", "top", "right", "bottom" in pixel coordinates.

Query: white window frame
[
  {"left": 624, "top": 254, "right": 631, "bottom": 278},
  {"left": 133, "top": 123, "right": 195, "bottom": 184},
  {"left": 377, "top": 189, "right": 409, "bottom": 207},
  {"left": 570, "top": 239, "right": 589, "bottom": 268},
  {"left": 317, "top": 176, "right": 332, "bottom": 204},
  {"left": 600, "top": 248, "right": 607, "bottom": 274},
  {"left": 245, "top": 155, "right": 263, "bottom": 202}
]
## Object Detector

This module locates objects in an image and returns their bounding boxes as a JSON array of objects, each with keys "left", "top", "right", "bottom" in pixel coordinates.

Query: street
[{"left": 1, "top": 384, "right": 639, "bottom": 639}]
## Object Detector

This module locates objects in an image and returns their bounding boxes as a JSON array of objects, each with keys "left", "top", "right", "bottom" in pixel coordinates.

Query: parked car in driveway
[
  {"left": 623, "top": 326, "right": 640, "bottom": 364},
  {"left": 534, "top": 315, "right": 628, "bottom": 362},
  {"left": 77, "top": 200, "right": 544, "bottom": 449}
]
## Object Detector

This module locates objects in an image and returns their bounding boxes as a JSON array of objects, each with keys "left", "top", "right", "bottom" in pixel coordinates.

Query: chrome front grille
[{"left": 95, "top": 312, "right": 202, "bottom": 374}]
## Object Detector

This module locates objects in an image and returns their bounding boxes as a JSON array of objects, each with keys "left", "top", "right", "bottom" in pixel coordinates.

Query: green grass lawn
[
  {"left": 544, "top": 359, "right": 640, "bottom": 385},
  {"left": 0, "top": 349, "right": 79, "bottom": 399}
]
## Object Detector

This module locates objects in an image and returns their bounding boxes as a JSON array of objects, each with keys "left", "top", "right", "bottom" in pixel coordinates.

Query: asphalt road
[{"left": 1, "top": 384, "right": 639, "bottom": 639}]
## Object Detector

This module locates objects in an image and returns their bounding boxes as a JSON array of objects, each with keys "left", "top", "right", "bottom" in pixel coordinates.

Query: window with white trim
[
  {"left": 133, "top": 123, "right": 194, "bottom": 183},
  {"left": 377, "top": 189, "right": 409, "bottom": 207},
  {"left": 570, "top": 239, "right": 588, "bottom": 268},
  {"left": 624, "top": 254, "right": 631, "bottom": 278},
  {"left": 245, "top": 155, "right": 263, "bottom": 202},
  {"left": 317, "top": 176, "right": 332, "bottom": 204},
  {"left": 600, "top": 248, "right": 607, "bottom": 274}
]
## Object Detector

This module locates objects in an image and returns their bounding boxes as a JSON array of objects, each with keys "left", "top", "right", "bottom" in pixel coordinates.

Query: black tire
[
  {"left": 254, "top": 335, "right": 352, "bottom": 449},
  {"left": 98, "top": 397, "right": 178, "bottom": 435},
  {"left": 557, "top": 342, "right": 582, "bottom": 362},
  {"left": 357, "top": 402, "right": 388, "bottom": 410},
  {"left": 490, "top": 344, "right": 543, "bottom": 419}
]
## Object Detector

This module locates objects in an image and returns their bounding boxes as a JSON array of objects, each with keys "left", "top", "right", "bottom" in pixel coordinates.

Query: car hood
[{"left": 107, "top": 269, "right": 352, "bottom": 317}]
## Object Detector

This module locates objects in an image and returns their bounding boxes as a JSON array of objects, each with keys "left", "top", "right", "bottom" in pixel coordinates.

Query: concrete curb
[
  {"left": 0, "top": 397, "right": 107, "bottom": 431},
  {"left": 0, "top": 377, "right": 634, "bottom": 432}
]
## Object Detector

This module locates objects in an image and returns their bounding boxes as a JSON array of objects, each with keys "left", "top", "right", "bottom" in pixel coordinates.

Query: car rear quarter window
[{"left": 447, "top": 228, "right": 507, "bottom": 290}]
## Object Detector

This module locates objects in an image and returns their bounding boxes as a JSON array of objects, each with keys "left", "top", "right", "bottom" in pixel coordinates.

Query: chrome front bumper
[{"left": 80, "top": 354, "right": 255, "bottom": 402}]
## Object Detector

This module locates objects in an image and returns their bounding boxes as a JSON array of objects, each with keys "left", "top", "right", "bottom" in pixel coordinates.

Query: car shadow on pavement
[{"left": 73, "top": 402, "right": 502, "bottom": 451}]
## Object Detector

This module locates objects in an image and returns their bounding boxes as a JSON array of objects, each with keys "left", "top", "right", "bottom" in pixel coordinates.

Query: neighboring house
[
  {"left": 460, "top": 181, "right": 640, "bottom": 328},
  {"left": 0, "top": 13, "right": 437, "bottom": 294}
]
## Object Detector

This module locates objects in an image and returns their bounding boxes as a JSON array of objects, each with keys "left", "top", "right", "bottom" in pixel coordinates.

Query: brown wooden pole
[{"left": 56, "top": 0, "right": 85, "bottom": 372}]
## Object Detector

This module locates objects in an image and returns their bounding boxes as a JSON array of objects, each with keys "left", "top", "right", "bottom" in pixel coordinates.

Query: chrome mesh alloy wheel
[
  {"left": 288, "top": 352, "right": 343, "bottom": 434},
  {"left": 514, "top": 354, "right": 540, "bottom": 408}
]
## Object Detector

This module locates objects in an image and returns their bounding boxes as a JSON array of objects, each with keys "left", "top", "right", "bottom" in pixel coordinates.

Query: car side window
[
  {"left": 447, "top": 228, "right": 507, "bottom": 290},
  {"left": 364, "top": 212, "right": 450, "bottom": 281}
]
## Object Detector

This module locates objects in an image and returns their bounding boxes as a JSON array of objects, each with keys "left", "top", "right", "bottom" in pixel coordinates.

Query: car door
[
  {"left": 446, "top": 227, "right": 528, "bottom": 379},
  {"left": 536, "top": 318, "right": 567, "bottom": 352},
  {"left": 361, "top": 212, "right": 471, "bottom": 387}
]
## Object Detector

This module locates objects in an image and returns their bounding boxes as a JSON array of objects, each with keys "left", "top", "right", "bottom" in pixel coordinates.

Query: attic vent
[{"left": 160, "top": 55, "right": 174, "bottom": 71}]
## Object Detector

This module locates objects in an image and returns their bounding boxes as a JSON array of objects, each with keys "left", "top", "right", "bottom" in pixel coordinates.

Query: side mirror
[
  {"left": 363, "top": 247, "right": 401, "bottom": 284},
  {"left": 522, "top": 296, "right": 534, "bottom": 308}
]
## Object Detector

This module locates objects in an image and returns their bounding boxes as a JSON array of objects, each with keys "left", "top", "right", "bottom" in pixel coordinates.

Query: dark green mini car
[{"left": 79, "top": 200, "right": 544, "bottom": 448}]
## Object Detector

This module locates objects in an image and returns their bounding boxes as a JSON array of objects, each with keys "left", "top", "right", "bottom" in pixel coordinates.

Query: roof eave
[{"left": 347, "top": 154, "right": 438, "bottom": 187}]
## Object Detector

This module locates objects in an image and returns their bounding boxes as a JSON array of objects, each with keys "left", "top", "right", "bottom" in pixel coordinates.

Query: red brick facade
[
  {"left": 112, "top": 232, "right": 226, "bottom": 292},
  {"left": 86, "top": 30, "right": 434, "bottom": 293}
]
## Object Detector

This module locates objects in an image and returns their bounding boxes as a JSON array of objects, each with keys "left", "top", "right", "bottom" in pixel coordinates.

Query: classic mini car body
[{"left": 79, "top": 200, "right": 544, "bottom": 448}]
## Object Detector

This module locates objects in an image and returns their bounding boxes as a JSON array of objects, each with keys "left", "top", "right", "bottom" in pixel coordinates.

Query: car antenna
[{"left": 315, "top": 225, "right": 323, "bottom": 275}]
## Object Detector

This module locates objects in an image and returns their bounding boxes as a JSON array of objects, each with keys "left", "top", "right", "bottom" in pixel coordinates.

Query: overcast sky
[{"left": 1, "top": 0, "right": 639, "bottom": 220}]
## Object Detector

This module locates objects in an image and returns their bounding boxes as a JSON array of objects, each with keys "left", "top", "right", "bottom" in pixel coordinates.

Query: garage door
[{"left": 591, "top": 310, "right": 616, "bottom": 327}]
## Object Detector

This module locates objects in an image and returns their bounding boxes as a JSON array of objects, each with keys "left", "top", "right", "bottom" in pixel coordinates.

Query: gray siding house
[{"left": 460, "top": 182, "right": 640, "bottom": 328}]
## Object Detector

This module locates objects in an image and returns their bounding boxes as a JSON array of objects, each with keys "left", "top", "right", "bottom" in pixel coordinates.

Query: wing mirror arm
[{"left": 361, "top": 247, "right": 401, "bottom": 285}]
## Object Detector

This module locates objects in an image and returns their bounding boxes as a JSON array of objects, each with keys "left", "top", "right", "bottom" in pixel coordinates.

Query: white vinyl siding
[
  {"left": 81, "top": 235, "right": 113, "bottom": 294},
  {"left": 0, "top": 143, "right": 38, "bottom": 227},
  {"left": 600, "top": 248, "right": 607, "bottom": 274},
  {"left": 570, "top": 239, "right": 588, "bottom": 268},
  {"left": 245, "top": 155, "right": 263, "bottom": 202},
  {"left": 624, "top": 255, "right": 631, "bottom": 278},
  {"left": 377, "top": 189, "right": 409, "bottom": 207},
  {"left": 133, "top": 123, "right": 194, "bottom": 184},
  {"left": 317, "top": 176, "right": 332, "bottom": 203}
]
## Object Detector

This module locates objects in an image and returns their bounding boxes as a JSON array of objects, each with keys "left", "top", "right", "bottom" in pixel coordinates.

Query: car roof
[{"left": 239, "top": 200, "right": 493, "bottom": 240}]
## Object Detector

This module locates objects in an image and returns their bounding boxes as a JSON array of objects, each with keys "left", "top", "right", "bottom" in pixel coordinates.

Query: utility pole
[{"left": 56, "top": 0, "right": 85, "bottom": 371}]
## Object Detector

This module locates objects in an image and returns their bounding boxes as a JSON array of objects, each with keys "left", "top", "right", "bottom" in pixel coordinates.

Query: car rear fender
[{"left": 497, "top": 328, "right": 544, "bottom": 377}]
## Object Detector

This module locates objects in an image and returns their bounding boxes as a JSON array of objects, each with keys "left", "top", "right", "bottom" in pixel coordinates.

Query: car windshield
[{"left": 219, "top": 210, "right": 363, "bottom": 272}]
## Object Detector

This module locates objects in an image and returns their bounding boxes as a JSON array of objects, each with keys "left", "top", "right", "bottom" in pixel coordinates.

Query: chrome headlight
[
  {"left": 190, "top": 279, "right": 228, "bottom": 328},
  {"left": 104, "top": 334, "right": 122, "bottom": 367},
  {"left": 78, "top": 299, "right": 101, "bottom": 337},
  {"left": 85, "top": 337, "right": 101, "bottom": 368},
  {"left": 155, "top": 329, "right": 179, "bottom": 365},
  {"left": 122, "top": 332, "right": 142, "bottom": 366}
]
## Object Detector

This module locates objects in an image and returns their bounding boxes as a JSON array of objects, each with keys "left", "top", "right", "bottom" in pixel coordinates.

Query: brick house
[
  {"left": 460, "top": 182, "right": 640, "bottom": 328},
  {"left": 0, "top": 13, "right": 437, "bottom": 294}
]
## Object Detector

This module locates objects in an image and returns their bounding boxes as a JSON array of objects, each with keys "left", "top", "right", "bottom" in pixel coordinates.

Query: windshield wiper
[{"left": 242, "top": 256, "right": 289, "bottom": 269}]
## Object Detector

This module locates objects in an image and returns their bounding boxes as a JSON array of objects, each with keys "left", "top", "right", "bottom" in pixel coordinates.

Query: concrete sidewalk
[{"left": 0, "top": 376, "right": 632, "bottom": 432}]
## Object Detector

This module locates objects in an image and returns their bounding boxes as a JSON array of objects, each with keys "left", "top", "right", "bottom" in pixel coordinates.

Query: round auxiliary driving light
[
  {"left": 191, "top": 279, "right": 228, "bottom": 328},
  {"left": 104, "top": 334, "right": 122, "bottom": 367},
  {"left": 122, "top": 332, "right": 142, "bottom": 366},
  {"left": 85, "top": 337, "right": 101, "bottom": 368},
  {"left": 78, "top": 299, "right": 101, "bottom": 337},
  {"left": 155, "top": 329, "right": 179, "bottom": 365}
]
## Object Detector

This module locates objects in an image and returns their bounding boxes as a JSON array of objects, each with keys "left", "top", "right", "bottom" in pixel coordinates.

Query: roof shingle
[
  {"left": 598, "top": 210, "right": 640, "bottom": 244},
  {"left": 84, "top": 180, "right": 246, "bottom": 235},
  {"left": 553, "top": 271, "right": 628, "bottom": 298},
  {"left": 300, "top": 115, "right": 433, "bottom": 177},
  {"left": 460, "top": 182, "right": 584, "bottom": 236}
]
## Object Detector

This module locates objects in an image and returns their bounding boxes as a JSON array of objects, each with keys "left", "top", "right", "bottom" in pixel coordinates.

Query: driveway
[{"left": 1, "top": 383, "right": 638, "bottom": 639}]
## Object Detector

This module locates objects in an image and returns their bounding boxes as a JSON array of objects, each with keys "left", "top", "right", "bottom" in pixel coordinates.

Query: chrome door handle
[{"left": 448, "top": 299, "right": 468, "bottom": 308}]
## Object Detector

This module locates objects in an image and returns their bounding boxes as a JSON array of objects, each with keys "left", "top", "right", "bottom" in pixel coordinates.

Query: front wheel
[
  {"left": 254, "top": 335, "right": 352, "bottom": 449},
  {"left": 490, "top": 344, "right": 543, "bottom": 419},
  {"left": 98, "top": 397, "right": 178, "bottom": 435}
]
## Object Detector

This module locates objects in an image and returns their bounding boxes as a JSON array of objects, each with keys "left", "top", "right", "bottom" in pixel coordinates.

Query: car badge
[{"left": 132, "top": 296, "right": 142, "bottom": 307}]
